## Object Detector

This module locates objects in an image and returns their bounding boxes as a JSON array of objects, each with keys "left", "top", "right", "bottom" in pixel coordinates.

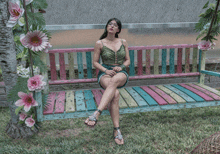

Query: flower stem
[{"left": 206, "top": 0, "right": 220, "bottom": 41}]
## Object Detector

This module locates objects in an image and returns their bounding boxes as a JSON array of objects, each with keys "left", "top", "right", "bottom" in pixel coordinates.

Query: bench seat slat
[
  {"left": 169, "top": 48, "right": 175, "bottom": 74},
  {"left": 59, "top": 53, "right": 66, "bottom": 80},
  {"left": 153, "top": 49, "right": 159, "bottom": 74},
  {"left": 172, "top": 84, "right": 204, "bottom": 102},
  {"left": 54, "top": 91, "right": 65, "bottom": 114},
  {"left": 75, "top": 90, "right": 86, "bottom": 111},
  {"left": 194, "top": 83, "right": 220, "bottom": 96},
  {"left": 65, "top": 91, "right": 75, "bottom": 113},
  {"left": 137, "top": 50, "right": 143, "bottom": 75},
  {"left": 163, "top": 85, "right": 195, "bottom": 103},
  {"left": 125, "top": 87, "right": 148, "bottom": 107},
  {"left": 185, "top": 48, "right": 190, "bottom": 73},
  {"left": 119, "top": 88, "right": 138, "bottom": 107},
  {"left": 177, "top": 48, "right": 182, "bottom": 73},
  {"left": 132, "top": 87, "right": 158, "bottom": 106},
  {"left": 192, "top": 48, "right": 198, "bottom": 72},
  {"left": 68, "top": 52, "right": 75, "bottom": 79},
  {"left": 91, "top": 89, "right": 108, "bottom": 110},
  {"left": 162, "top": 49, "right": 167, "bottom": 74},
  {"left": 77, "top": 52, "right": 84, "bottom": 79},
  {"left": 140, "top": 86, "right": 168, "bottom": 105},
  {"left": 187, "top": 83, "right": 220, "bottom": 100},
  {"left": 145, "top": 49, "right": 151, "bottom": 75},
  {"left": 43, "top": 92, "right": 56, "bottom": 115},
  {"left": 156, "top": 85, "right": 186, "bottom": 104},
  {"left": 86, "top": 52, "right": 92, "bottom": 79},
  {"left": 84, "top": 90, "right": 97, "bottom": 111},
  {"left": 149, "top": 85, "right": 177, "bottom": 104},
  {"left": 179, "top": 83, "right": 214, "bottom": 101},
  {"left": 129, "top": 50, "right": 135, "bottom": 76}
]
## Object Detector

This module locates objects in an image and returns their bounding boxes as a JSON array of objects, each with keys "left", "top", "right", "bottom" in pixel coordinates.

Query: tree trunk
[{"left": 0, "top": 0, "right": 38, "bottom": 139}]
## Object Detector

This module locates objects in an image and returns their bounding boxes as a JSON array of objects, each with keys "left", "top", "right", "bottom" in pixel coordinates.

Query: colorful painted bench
[{"left": 35, "top": 44, "right": 220, "bottom": 122}]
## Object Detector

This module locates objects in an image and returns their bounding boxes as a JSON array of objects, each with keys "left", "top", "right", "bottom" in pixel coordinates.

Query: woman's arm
[{"left": 122, "top": 39, "right": 130, "bottom": 67}]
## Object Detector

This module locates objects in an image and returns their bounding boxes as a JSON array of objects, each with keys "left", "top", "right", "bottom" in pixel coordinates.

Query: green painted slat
[
  {"left": 132, "top": 87, "right": 158, "bottom": 106},
  {"left": 65, "top": 91, "right": 75, "bottom": 113},
  {"left": 125, "top": 87, "right": 149, "bottom": 107},
  {"left": 194, "top": 83, "right": 220, "bottom": 97},
  {"left": 77, "top": 52, "right": 84, "bottom": 79},
  {"left": 192, "top": 48, "right": 198, "bottom": 72},
  {"left": 86, "top": 52, "right": 92, "bottom": 79},
  {"left": 75, "top": 90, "right": 86, "bottom": 111},
  {"left": 129, "top": 50, "right": 135, "bottom": 76},
  {"left": 164, "top": 85, "right": 195, "bottom": 103},
  {"left": 84, "top": 90, "right": 97, "bottom": 111},
  {"left": 185, "top": 48, "right": 190, "bottom": 73},
  {"left": 68, "top": 52, "right": 75, "bottom": 79},
  {"left": 119, "top": 88, "right": 138, "bottom": 107},
  {"left": 154, "top": 49, "right": 159, "bottom": 74},
  {"left": 162, "top": 49, "right": 167, "bottom": 74},
  {"left": 172, "top": 84, "right": 204, "bottom": 102},
  {"left": 169, "top": 48, "right": 175, "bottom": 74},
  {"left": 42, "top": 101, "right": 220, "bottom": 121}
]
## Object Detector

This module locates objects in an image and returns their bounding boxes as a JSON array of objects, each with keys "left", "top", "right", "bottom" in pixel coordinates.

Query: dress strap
[
  {"left": 100, "top": 40, "right": 104, "bottom": 46},
  {"left": 121, "top": 39, "right": 123, "bottom": 45}
]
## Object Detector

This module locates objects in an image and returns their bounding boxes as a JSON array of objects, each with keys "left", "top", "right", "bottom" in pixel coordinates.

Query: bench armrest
[{"left": 200, "top": 70, "right": 220, "bottom": 77}]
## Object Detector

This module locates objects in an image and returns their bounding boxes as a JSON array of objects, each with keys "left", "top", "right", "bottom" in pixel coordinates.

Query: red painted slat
[
  {"left": 177, "top": 48, "right": 182, "bottom": 73},
  {"left": 54, "top": 91, "right": 65, "bottom": 114},
  {"left": 59, "top": 53, "right": 66, "bottom": 80},
  {"left": 179, "top": 83, "right": 214, "bottom": 101},
  {"left": 140, "top": 86, "right": 168, "bottom": 105},
  {"left": 137, "top": 50, "right": 143, "bottom": 75},
  {"left": 49, "top": 53, "right": 57, "bottom": 81},
  {"left": 185, "top": 48, "right": 190, "bottom": 73},
  {"left": 43, "top": 92, "right": 56, "bottom": 115},
  {"left": 149, "top": 85, "right": 177, "bottom": 104},
  {"left": 145, "top": 49, "right": 151, "bottom": 75},
  {"left": 91, "top": 89, "right": 107, "bottom": 110}
]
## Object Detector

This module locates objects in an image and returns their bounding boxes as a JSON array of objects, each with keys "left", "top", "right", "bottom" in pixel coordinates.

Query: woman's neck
[{"left": 106, "top": 33, "right": 117, "bottom": 42}]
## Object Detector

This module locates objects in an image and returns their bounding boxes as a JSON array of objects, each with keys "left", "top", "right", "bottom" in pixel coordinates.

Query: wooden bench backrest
[{"left": 47, "top": 44, "right": 202, "bottom": 85}]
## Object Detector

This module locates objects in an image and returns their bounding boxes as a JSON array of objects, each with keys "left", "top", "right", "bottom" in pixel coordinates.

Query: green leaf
[
  {"left": 209, "top": 3, "right": 216, "bottom": 9},
  {"left": 15, "top": 106, "right": 23, "bottom": 115},
  {"left": 203, "top": 1, "right": 209, "bottom": 9},
  {"left": 18, "top": 121, "right": 24, "bottom": 124},
  {"left": 31, "top": 0, "right": 48, "bottom": 10}
]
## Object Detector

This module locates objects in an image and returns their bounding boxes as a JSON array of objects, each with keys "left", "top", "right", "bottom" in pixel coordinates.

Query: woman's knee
[{"left": 112, "top": 89, "right": 120, "bottom": 103}]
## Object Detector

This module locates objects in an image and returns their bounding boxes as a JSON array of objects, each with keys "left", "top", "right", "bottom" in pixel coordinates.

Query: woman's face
[{"left": 107, "top": 20, "right": 119, "bottom": 34}]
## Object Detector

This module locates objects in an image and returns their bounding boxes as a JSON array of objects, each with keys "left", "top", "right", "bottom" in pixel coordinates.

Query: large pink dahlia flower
[{"left": 27, "top": 75, "right": 46, "bottom": 92}]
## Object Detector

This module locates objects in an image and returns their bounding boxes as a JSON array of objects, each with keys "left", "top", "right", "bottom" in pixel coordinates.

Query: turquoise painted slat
[
  {"left": 162, "top": 49, "right": 167, "bottom": 74},
  {"left": 198, "top": 49, "right": 202, "bottom": 72},
  {"left": 125, "top": 87, "right": 149, "bottom": 107},
  {"left": 86, "top": 52, "right": 92, "bottom": 79},
  {"left": 129, "top": 50, "right": 135, "bottom": 76},
  {"left": 35, "top": 92, "right": 43, "bottom": 122},
  {"left": 164, "top": 85, "right": 195, "bottom": 103},
  {"left": 171, "top": 84, "right": 204, "bottom": 102},
  {"left": 84, "top": 90, "right": 97, "bottom": 111},
  {"left": 75, "top": 90, "right": 86, "bottom": 111},
  {"left": 132, "top": 87, "right": 158, "bottom": 106},
  {"left": 169, "top": 48, "right": 175, "bottom": 74},
  {"left": 201, "top": 70, "right": 220, "bottom": 77},
  {"left": 77, "top": 52, "right": 84, "bottom": 79}
]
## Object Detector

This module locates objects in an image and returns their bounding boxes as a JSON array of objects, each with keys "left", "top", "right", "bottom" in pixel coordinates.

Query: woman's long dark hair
[{"left": 99, "top": 18, "right": 122, "bottom": 40}]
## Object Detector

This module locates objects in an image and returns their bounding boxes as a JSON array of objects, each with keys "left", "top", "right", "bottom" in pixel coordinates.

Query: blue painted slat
[
  {"left": 169, "top": 48, "right": 175, "bottom": 74},
  {"left": 164, "top": 85, "right": 195, "bottom": 103},
  {"left": 132, "top": 87, "right": 158, "bottom": 106},
  {"left": 86, "top": 52, "right": 92, "bottom": 79},
  {"left": 129, "top": 50, "right": 135, "bottom": 76},
  {"left": 77, "top": 52, "right": 84, "bottom": 79},
  {"left": 162, "top": 49, "right": 167, "bottom": 74},
  {"left": 84, "top": 90, "right": 97, "bottom": 111},
  {"left": 125, "top": 87, "right": 149, "bottom": 107},
  {"left": 75, "top": 90, "right": 86, "bottom": 111},
  {"left": 171, "top": 84, "right": 204, "bottom": 102}
]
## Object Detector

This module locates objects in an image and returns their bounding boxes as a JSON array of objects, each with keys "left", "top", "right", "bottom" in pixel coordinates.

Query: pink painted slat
[
  {"left": 59, "top": 53, "right": 66, "bottom": 80},
  {"left": 54, "top": 91, "right": 65, "bottom": 114},
  {"left": 188, "top": 83, "right": 220, "bottom": 100},
  {"left": 48, "top": 44, "right": 198, "bottom": 53},
  {"left": 185, "top": 48, "right": 190, "bottom": 73},
  {"left": 149, "top": 85, "right": 177, "bottom": 104},
  {"left": 179, "top": 83, "right": 214, "bottom": 101},
  {"left": 91, "top": 89, "right": 107, "bottom": 110},
  {"left": 49, "top": 53, "right": 57, "bottom": 81},
  {"left": 48, "top": 72, "right": 200, "bottom": 85},
  {"left": 140, "top": 86, "right": 168, "bottom": 105},
  {"left": 43, "top": 92, "right": 56, "bottom": 115},
  {"left": 177, "top": 48, "right": 182, "bottom": 73},
  {"left": 137, "top": 50, "right": 143, "bottom": 75},
  {"left": 145, "top": 50, "right": 151, "bottom": 75}
]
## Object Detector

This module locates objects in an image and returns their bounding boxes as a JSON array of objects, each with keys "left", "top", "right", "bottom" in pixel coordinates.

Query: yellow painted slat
[
  {"left": 156, "top": 85, "right": 186, "bottom": 103},
  {"left": 194, "top": 83, "right": 220, "bottom": 96},
  {"left": 65, "top": 91, "right": 75, "bottom": 112},
  {"left": 192, "top": 48, "right": 198, "bottom": 72},
  {"left": 154, "top": 49, "right": 159, "bottom": 74},
  {"left": 119, "top": 88, "right": 138, "bottom": 108}
]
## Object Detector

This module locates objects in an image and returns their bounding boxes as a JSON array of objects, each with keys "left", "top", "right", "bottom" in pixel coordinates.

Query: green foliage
[
  {"left": 26, "top": 11, "right": 46, "bottom": 30},
  {"left": 32, "top": 52, "right": 48, "bottom": 74},
  {"left": 15, "top": 106, "right": 23, "bottom": 115},
  {"left": 31, "top": 0, "right": 48, "bottom": 10},
  {"left": 42, "top": 93, "right": 49, "bottom": 111},
  {"left": 203, "top": 1, "right": 209, "bottom": 9}
]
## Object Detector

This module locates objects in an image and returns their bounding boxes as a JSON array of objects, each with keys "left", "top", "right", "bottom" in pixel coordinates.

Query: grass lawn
[{"left": 1, "top": 103, "right": 220, "bottom": 154}]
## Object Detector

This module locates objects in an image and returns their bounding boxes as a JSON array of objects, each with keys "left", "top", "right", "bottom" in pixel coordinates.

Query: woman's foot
[
  {"left": 84, "top": 110, "right": 101, "bottom": 127},
  {"left": 114, "top": 127, "right": 124, "bottom": 145}
]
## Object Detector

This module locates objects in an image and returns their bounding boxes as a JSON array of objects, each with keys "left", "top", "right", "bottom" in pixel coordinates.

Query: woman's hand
[
  {"left": 112, "top": 66, "right": 122, "bottom": 72},
  {"left": 106, "top": 70, "right": 117, "bottom": 77}
]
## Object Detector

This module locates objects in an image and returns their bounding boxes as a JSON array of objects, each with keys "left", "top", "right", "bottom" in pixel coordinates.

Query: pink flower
[
  {"left": 15, "top": 92, "right": 38, "bottom": 112},
  {"left": 20, "top": 30, "right": 49, "bottom": 52},
  {"left": 19, "top": 112, "right": 27, "bottom": 121},
  {"left": 198, "top": 41, "right": 213, "bottom": 51},
  {"left": 25, "top": 115, "right": 35, "bottom": 127},
  {"left": 6, "top": 1, "right": 24, "bottom": 27},
  {"left": 43, "top": 42, "right": 52, "bottom": 53},
  {"left": 27, "top": 75, "right": 46, "bottom": 92}
]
